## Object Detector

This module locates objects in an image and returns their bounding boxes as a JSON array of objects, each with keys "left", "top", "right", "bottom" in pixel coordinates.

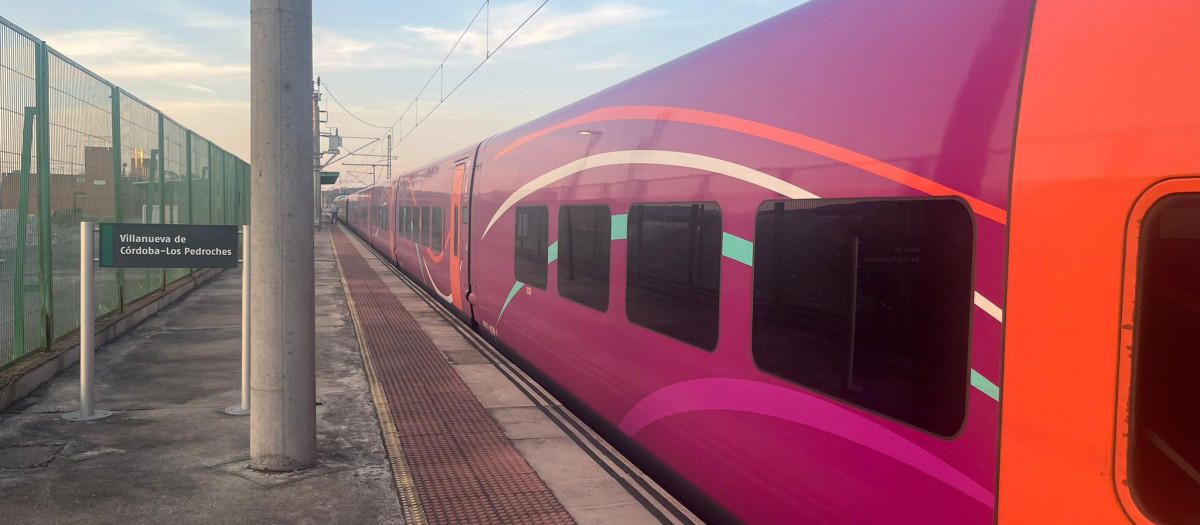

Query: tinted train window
[
  {"left": 752, "top": 199, "right": 973, "bottom": 437},
  {"left": 627, "top": 203, "right": 721, "bottom": 350},
  {"left": 432, "top": 207, "right": 444, "bottom": 252},
  {"left": 1129, "top": 194, "right": 1200, "bottom": 524},
  {"left": 420, "top": 207, "right": 431, "bottom": 247},
  {"left": 515, "top": 206, "right": 548, "bottom": 289},
  {"left": 559, "top": 205, "right": 610, "bottom": 311},
  {"left": 398, "top": 207, "right": 407, "bottom": 239}
]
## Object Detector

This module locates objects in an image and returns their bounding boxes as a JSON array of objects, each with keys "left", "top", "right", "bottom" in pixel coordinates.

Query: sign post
[
  {"left": 63, "top": 222, "right": 245, "bottom": 422},
  {"left": 225, "top": 225, "right": 251, "bottom": 416},
  {"left": 62, "top": 222, "right": 112, "bottom": 421}
]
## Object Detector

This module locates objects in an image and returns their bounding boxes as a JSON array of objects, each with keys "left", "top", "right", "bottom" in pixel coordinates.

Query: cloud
[
  {"left": 179, "top": 84, "right": 215, "bottom": 94},
  {"left": 400, "top": 2, "right": 660, "bottom": 58},
  {"left": 573, "top": 53, "right": 641, "bottom": 70},
  {"left": 312, "top": 2, "right": 659, "bottom": 74},
  {"left": 42, "top": 29, "right": 247, "bottom": 81},
  {"left": 132, "top": 0, "right": 245, "bottom": 31},
  {"left": 46, "top": 30, "right": 187, "bottom": 59},
  {"left": 314, "top": 28, "right": 438, "bottom": 72}
]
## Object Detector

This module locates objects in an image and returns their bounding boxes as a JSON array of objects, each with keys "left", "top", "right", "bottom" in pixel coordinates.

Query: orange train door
[
  {"left": 999, "top": 0, "right": 1200, "bottom": 523},
  {"left": 449, "top": 161, "right": 467, "bottom": 310}
]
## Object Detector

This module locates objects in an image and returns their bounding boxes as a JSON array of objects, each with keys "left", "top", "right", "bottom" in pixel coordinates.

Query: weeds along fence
[{"left": 0, "top": 16, "right": 249, "bottom": 369}]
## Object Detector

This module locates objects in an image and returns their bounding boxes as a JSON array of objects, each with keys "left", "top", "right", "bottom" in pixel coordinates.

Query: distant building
[{"left": 0, "top": 146, "right": 157, "bottom": 218}]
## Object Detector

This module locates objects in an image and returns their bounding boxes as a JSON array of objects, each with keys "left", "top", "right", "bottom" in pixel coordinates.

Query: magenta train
[{"left": 341, "top": 1, "right": 1032, "bottom": 523}]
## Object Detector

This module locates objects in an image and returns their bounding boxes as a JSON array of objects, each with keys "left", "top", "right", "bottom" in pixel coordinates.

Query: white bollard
[
  {"left": 226, "top": 225, "right": 251, "bottom": 416},
  {"left": 63, "top": 222, "right": 112, "bottom": 421}
]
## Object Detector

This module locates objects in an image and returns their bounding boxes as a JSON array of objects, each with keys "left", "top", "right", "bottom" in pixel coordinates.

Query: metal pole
[
  {"left": 225, "top": 224, "right": 251, "bottom": 416},
  {"left": 313, "top": 78, "right": 322, "bottom": 228},
  {"left": 64, "top": 222, "right": 112, "bottom": 421},
  {"left": 250, "top": 0, "right": 316, "bottom": 471},
  {"left": 386, "top": 133, "right": 392, "bottom": 180}
]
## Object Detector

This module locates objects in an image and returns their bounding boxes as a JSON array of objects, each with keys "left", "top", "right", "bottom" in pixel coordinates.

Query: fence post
[
  {"left": 186, "top": 130, "right": 193, "bottom": 276},
  {"left": 157, "top": 112, "right": 166, "bottom": 290},
  {"left": 13, "top": 108, "right": 36, "bottom": 358},
  {"left": 208, "top": 142, "right": 214, "bottom": 225},
  {"left": 35, "top": 40, "right": 53, "bottom": 349},
  {"left": 111, "top": 86, "right": 124, "bottom": 310},
  {"left": 186, "top": 131, "right": 193, "bottom": 225}
]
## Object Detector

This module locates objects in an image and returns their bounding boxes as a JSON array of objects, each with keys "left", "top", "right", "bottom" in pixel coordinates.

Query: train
[{"left": 338, "top": 0, "right": 1200, "bottom": 523}]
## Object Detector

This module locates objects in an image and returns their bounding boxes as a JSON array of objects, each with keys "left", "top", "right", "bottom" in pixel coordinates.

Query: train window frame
[
  {"left": 1115, "top": 182, "right": 1200, "bottom": 525},
  {"left": 558, "top": 204, "right": 611, "bottom": 312},
  {"left": 749, "top": 197, "right": 975, "bottom": 439},
  {"left": 514, "top": 205, "right": 549, "bottom": 290},
  {"left": 625, "top": 202, "right": 723, "bottom": 352},
  {"left": 432, "top": 207, "right": 444, "bottom": 253},
  {"left": 420, "top": 206, "right": 431, "bottom": 248},
  {"left": 407, "top": 206, "right": 415, "bottom": 240}
]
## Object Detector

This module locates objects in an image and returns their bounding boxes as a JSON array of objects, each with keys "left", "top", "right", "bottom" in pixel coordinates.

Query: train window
[
  {"left": 420, "top": 206, "right": 431, "bottom": 247},
  {"left": 514, "top": 206, "right": 548, "bottom": 289},
  {"left": 751, "top": 199, "right": 973, "bottom": 437},
  {"left": 559, "top": 205, "right": 610, "bottom": 312},
  {"left": 398, "top": 207, "right": 407, "bottom": 239},
  {"left": 432, "top": 207, "right": 444, "bottom": 252},
  {"left": 626, "top": 203, "right": 722, "bottom": 351},
  {"left": 406, "top": 207, "right": 415, "bottom": 240},
  {"left": 1128, "top": 194, "right": 1200, "bottom": 524}
]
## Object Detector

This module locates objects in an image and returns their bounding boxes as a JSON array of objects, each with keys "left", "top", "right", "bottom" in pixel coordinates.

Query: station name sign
[{"left": 99, "top": 223, "right": 239, "bottom": 268}]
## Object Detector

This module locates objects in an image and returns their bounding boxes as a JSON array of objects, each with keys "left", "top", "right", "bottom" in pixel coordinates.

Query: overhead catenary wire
[
  {"left": 322, "top": 0, "right": 552, "bottom": 183},
  {"left": 386, "top": 0, "right": 552, "bottom": 142},
  {"left": 322, "top": 82, "right": 391, "bottom": 130}
]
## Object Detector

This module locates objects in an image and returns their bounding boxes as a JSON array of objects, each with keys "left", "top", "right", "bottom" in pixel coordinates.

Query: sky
[{"left": 3, "top": 0, "right": 799, "bottom": 188}]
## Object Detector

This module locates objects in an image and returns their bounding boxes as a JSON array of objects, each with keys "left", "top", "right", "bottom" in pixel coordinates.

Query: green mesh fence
[
  {"left": 190, "top": 133, "right": 210, "bottom": 226},
  {"left": 0, "top": 23, "right": 40, "bottom": 364},
  {"left": 119, "top": 93, "right": 163, "bottom": 306},
  {"left": 163, "top": 119, "right": 189, "bottom": 283},
  {"left": 211, "top": 147, "right": 225, "bottom": 226},
  {"left": 0, "top": 16, "right": 250, "bottom": 369},
  {"left": 47, "top": 50, "right": 119, "bottom": 337}
]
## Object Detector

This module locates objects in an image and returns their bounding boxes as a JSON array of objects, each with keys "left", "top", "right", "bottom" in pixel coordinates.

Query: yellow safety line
[{"left": 330, "top": 229, "right": 427, "bottom": 525}]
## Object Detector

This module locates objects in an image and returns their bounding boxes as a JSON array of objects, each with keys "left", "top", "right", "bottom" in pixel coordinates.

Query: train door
[
  {"left": 454, "top": 143, "right": 484, "bottom": 323},
  {"left": 1114, "top": 178, "right": 1200, "bottom": 525},
  {"left": 387, "top": 183, "right": 397, "bottom": 260},
  {"left": 449, "top": 160, "right": 469, "bottom": 311}
]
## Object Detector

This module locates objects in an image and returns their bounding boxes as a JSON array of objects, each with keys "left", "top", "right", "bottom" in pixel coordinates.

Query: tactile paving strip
[{"left": 332, "top": 225, "right": 575, "bottom": 525}]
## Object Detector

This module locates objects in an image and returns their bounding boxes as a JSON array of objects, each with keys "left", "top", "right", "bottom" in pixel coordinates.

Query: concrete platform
[
  {"left": 332, "top": 226, "right": 700, "bottom": 525},
  {"left": 0, "top": 232, "right": 403, "bottom": 524},
  {"left": 0, "top": 227, "right": 702, "bottom": 524}
]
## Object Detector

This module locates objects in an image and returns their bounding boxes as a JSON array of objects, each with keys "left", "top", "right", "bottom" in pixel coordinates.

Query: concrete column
[{"left": 249, "top": 0, "right": 316, "bottom": 471}]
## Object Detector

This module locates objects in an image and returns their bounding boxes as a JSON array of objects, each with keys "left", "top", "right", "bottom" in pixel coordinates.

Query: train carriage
[{"left": 340, "top": 0, "right": 1200, "bottom": 522}]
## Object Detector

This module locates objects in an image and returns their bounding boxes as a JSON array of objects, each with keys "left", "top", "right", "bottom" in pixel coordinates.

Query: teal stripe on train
[
  {"left": 722, "top": 232, "right": 754, "bottom": 266},
  {"left": 611, "top": 214, "right": 628, "bottom": 240},
  {"left": 498, "top": 281, "right": 525, "bottom": 324},
  {"left": 971, "top": 370, "right": 1000, "bottom": 401}
]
